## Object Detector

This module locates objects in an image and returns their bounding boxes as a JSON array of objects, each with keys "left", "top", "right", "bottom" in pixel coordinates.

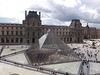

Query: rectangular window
[
  {"left": 11, "top": 38, "right": 14, "bottom": 43},
  {"left": 6, "top": 38, "right": 9, "bottom": 43},
  {"left": 20, "top": 38, "right": 23, "bottom": 43},
  {"left": 70, "top": 38, "right": 72, "bottom": 42},
  {"left": 16, "top": 31, "right": 18, "bottom": 35},
  {"left": 2, "top": 31, "right": 4, "bottom": 35},
  {"left": 64, "top": 38, "right": 66, "bottom": 42},
  {"left": 16, "top": 38, "right": 18, "bottom": 43}
]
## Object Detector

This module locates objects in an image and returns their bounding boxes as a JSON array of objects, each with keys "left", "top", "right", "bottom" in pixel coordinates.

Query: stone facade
[
  {"left": 0, "top": 10, "right": 99, "bottom": 45},
  {"left": 96, "top": 29, "right": 100, "bottom": 39}
]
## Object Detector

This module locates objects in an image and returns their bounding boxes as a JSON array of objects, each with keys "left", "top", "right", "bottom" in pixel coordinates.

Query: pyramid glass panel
[{"left": 27, "top": 30, "right": 81, "bottom": 65}]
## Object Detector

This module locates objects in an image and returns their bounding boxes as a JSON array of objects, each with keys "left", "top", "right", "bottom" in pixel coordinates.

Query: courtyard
[{"left": 0, "top": 39, "right": 100, "bottom": 75}]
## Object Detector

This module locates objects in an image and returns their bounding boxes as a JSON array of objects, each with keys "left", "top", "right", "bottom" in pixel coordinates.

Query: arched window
[
  {"left": 64, "top": 38, "right": 66, "bottom": 42},
  {"left": 1, "top": 38, "right": 4, "bottom": 43},
  {"left": 32, "top": 38, "right": 35, "bottom": 43},
  {"left": 6, "top": 38, "right": 9, "bottom": 43},
  {"left": 16, "top": 38, "right": 18, "bottom": 43},
  {"left": 70, "top": 38, "right": 72, "bottom": 42},
  {"left": 67, "top": 38, "right": 69, "bottom": 42},
  {"left": 11, "top": 38, "right": 14, "bottom": 43},
  {"left": 27, "top": 40, "right": 29, "bottom": 44},
  {"left": 20, "top": 38, "right": 23, "bottom": 43}
]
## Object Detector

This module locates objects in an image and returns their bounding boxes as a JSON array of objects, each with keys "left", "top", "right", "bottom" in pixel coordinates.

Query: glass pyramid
[{"left": 26, "top": 30, "right": 81, "bottom": 65}]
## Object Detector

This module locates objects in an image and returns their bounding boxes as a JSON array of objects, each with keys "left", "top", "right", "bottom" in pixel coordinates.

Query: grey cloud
[
  {"left": 29, "top": 0, "right": 100, "bottom": 26},
  {"left": 30, "top": 5, "right": 52, "bottom": 13},
  {"left": 0, "top": 17, "right": 21, "bottom": 23},
  {"left": 30, "top": 4, "right": 53, "bottom": 18},
  {"left": 96, "top": 7, "right": 100, "bottom": 13},
  {"left": 81, "top": 0, "right": 100, "bottom": 8},
  {"left": 44, "top": 1, "right": 92, "bottom": 22}
]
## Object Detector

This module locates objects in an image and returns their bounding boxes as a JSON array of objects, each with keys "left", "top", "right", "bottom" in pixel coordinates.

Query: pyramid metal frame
[
  {"left": 27, "top": 30, "right": 81, "bottom": 65},
  {"left": 39, "top": 30, "right": 80, "bottom": 59}
]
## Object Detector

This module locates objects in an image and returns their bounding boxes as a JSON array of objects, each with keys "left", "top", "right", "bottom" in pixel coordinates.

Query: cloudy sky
[{"left": 0, "top": 0, "right": 100, "bottom": 28}]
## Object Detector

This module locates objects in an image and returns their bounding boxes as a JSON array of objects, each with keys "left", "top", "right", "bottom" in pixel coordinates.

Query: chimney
[
  {"left": 25, "top": 10, "right": 27, "bottom": 20},
  {"left": 39, "top": 12, "right": 41, "bottom": 19}
]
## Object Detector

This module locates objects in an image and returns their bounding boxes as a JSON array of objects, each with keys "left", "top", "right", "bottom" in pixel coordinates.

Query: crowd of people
[
  {"left": 75, "top": 45, "right": 100, "bottom": 63},
  {"left": 74, "top": 40, "right": 100, "bottom": 75}
]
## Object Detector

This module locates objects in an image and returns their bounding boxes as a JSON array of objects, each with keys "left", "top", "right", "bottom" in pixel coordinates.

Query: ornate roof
[
  {"left": 26, "top": 11, "right": 40, "bottom": 20},
  {"left": 70, "top": 19, "right": 82, "bottom": 28}
]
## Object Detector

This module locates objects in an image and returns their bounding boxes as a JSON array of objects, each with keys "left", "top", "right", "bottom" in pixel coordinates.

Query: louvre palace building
[{"left": 0, "top": 10, "right": 100, "bottom": 45}]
